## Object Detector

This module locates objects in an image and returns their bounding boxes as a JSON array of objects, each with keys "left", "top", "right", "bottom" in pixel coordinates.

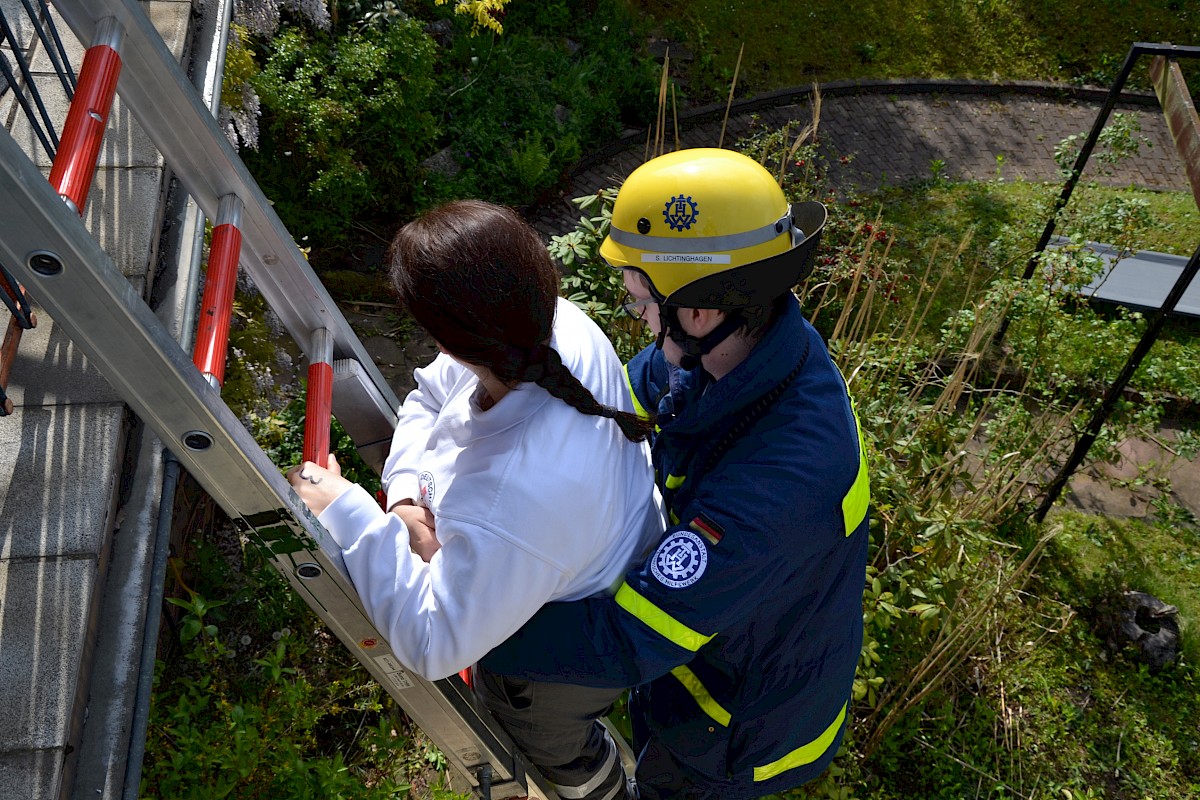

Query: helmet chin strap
[{"left": 657, "top": 306, "right": 745, "bottom": 371}]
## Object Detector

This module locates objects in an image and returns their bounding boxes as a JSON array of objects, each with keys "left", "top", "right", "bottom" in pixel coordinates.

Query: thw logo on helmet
[{"left": 663, "top": 195, "right": 699, "bottom": 231}]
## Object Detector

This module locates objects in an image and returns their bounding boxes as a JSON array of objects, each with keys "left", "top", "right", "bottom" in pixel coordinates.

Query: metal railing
[
  {"left": 0, "top": 0, "right": 75, "bottom": 160},
  {"left": 0, "top": 1, "right": 74, "bottom": 413}
]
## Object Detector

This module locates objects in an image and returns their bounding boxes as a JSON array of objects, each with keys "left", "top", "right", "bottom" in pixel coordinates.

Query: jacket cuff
[
  {"left": 385, "top": 470, "right": 419, "bottom": 511},
  {"left": 318, "top": 484, "right": 385, "bottom": 550}
]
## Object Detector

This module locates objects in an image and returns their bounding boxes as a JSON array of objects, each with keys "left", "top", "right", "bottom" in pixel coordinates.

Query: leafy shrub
[
  {"left": 143, "top": 539, "right": 411, "bottom": 799},
  {"left": 550, "top": 188, "right": 653, "bottom": 361},
  {"left": 250, "top": 393, "right": 382, "bottom": 496},
  {"left": 246, "top": 18, "right": 439, "bottom": 264},
  {"left": 1053, "top": 112, "right": 1151, "bottom": 179},
  {"left": 432, "top": 0, "right": 655, "bottom": 206}
]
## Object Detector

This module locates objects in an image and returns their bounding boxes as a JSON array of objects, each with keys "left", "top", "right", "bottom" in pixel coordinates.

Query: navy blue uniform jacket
[{"left": 482, "top": 296, "right": 870, "bottom": 795}]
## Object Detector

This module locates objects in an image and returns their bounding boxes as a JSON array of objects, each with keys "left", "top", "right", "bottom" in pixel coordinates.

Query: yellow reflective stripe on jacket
[
  {"left": 623, "top": 364, "right": 650, "bottom": 420},
  {"left": 753, "top": 702, "right": 847, "bottom": 782},
  {"left": 841, "top": 400, "right": 870, "bottom": 537},
  {"left": 615, "top": 583, "right": 715, "bottom": 652},
  {"left": 670, "top": 665, "right": 731, "bottom": 726},
  {"left": 664, "top": 473, "right": 686, "bottom": 490}
]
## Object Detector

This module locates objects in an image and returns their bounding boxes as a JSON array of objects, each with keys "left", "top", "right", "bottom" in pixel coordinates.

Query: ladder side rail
[
  {"left": 50, "top": 0, "right": 400, "bottom": 416},
  {"left": 0, "top": 129, "right": 556, "bottom": 800},
  {"left": 332, "top": 358, "right": 398, "bottom": 474}
]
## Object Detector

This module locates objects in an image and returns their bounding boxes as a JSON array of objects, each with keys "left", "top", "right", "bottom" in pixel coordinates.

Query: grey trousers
[{"left": 473, "top": 665, "right": 631, "bottom": 800}]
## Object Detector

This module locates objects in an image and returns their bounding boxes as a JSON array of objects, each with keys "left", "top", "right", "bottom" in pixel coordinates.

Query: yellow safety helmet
[{"left": 599, "top": 148, "right": 826, "bottom": 309}]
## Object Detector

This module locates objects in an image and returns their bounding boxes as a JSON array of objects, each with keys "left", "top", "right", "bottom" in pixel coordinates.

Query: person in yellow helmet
[{"left": 482, "top": 148, "right": 871, "bottom": 799}]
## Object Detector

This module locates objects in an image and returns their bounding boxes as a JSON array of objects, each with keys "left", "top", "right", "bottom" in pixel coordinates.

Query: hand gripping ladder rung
[{"left": 0, "top": 1, "right": 560, "bottom": 796}]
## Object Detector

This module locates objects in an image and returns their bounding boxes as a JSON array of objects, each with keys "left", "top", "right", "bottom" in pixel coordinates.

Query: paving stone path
[{"left": 522, "top": 80, "right": 1198, "bottom": 523}]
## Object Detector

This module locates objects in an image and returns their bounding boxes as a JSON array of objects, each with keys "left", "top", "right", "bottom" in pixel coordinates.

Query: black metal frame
[
  {"left": 0, "top": 1, "right": 76, "bottom": 160},
  {"left": 1031, "top": 42, "right": 1200, "bottom": 522}
]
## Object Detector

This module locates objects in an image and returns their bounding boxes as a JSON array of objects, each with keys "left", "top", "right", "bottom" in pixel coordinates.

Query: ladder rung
[
  {"left": 47, "top": 17, "right": 122, "bottom": 214},
  {"left": 303, "top": 328, "right": 334, "bottom": 466},
  {"left": 192, "top": 195, "right": 244, "bottom": 386}
]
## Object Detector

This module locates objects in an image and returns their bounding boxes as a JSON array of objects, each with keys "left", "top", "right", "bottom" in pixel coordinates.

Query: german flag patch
[{"left": 689, "top": 514, "right": 724, "bottom": 546}]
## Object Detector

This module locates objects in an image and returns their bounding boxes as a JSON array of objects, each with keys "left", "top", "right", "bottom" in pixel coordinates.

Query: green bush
[
  {"left": 550, "top": 188, "right": 654, "bottom": 362},
  {"left": 234, "top": 0, "right": 656, "bottom": 272},
  {"left": 143, "top": 540, "right": 411, "bottom": 799},
  {"left": 432, "top": 0, "right": 655, "bottom": 206},
  {"left": 246, "top": 18, "right": 439, "bottom": 264}
]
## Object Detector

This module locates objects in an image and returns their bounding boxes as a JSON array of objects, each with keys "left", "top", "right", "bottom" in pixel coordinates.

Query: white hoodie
[{"left": 318, "top": 298, "right": 662, "bottom": 679}]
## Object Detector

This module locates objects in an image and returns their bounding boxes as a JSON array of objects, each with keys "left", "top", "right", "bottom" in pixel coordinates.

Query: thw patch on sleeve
[{"left": 651, "top": 530, "right": 708, "bottom": 589}]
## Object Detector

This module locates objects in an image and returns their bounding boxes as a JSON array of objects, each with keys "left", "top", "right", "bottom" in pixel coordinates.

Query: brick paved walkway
[{"left": 530, "top": 80, "right": 1189, "bottom": 239}]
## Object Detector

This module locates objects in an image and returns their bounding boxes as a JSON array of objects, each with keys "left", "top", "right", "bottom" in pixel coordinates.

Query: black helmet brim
[{"left": 664, "top": 201, "right": 827, "bottom": 310}]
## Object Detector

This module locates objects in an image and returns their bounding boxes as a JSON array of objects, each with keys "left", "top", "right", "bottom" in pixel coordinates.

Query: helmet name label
[{"left": 642, "top": 253, "right": 732, "bottom": 264}]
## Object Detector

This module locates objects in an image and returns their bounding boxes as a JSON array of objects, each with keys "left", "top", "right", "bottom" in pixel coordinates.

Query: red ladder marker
[
  {"left": 0, "top": 272, "right": 37, "bottom": 416},
  {"left": 303, "top": 328, "right": 334, "bottom": 467},
  {"left": 192, "top": 195, "right": 244, "bottom": 387},
  {"left": 48, "top": 18, "right": 123, "bottom": 215}
]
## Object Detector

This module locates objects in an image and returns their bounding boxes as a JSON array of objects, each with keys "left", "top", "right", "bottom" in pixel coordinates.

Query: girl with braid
[{"left": 288, "top": 200, "right": 660, "bottom": 800}]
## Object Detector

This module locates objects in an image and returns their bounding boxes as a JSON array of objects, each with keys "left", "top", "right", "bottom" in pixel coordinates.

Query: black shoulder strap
[{"left": 663, "top": 345, "right": 808, "bottom": 518}]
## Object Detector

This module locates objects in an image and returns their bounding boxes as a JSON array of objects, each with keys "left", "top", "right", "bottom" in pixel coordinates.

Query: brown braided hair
[{"left": 388, "top": 200, "right": 653, "bottom": 442}]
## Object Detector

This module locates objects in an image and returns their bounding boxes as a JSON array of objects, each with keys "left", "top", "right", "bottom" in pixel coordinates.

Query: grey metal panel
[
  {"left": 333, "top": 358, "right": 398, "bottom": 474},
  {"left": 1078, "top": 242, "right": 1200, "bottom": 317}
]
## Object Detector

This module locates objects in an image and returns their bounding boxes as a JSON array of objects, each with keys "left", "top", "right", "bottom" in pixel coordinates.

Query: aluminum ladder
[{"left": 0, "top": 0, "right": 560, "bottom": 796}]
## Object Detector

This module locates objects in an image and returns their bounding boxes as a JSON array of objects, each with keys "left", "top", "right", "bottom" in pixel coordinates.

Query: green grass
[
  {"left": 830, "top": 496, "right": 1200, "bottom": 800},
  {"left": 877, "top": 613, "right": 1200, "bottom": 800},
  {"left": 793, "top": 174, "right": 1200, "bottom": 412},
  {"left": 627, "top": 0, "right": 1200, "bottom": 103},
  {"left": 877, "top": 181, "right": 1200, "bottom": 258}
]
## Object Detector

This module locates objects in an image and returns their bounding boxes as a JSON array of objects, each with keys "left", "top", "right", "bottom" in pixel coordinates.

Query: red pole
[
  {"left": 303, "top": 328, "right": 334, "bottom": 466},
  {"left": 48, "top": 18, "right": 123, "bottom": 215},
  {"left": 1, "top": 316, "right": 25, "bottom": 415},
  {"left": 0, "top": 272, "right": 36, "bottom": 416},
  {"left": 192, "top": 196, "right": 244, "bottom": 386}
]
